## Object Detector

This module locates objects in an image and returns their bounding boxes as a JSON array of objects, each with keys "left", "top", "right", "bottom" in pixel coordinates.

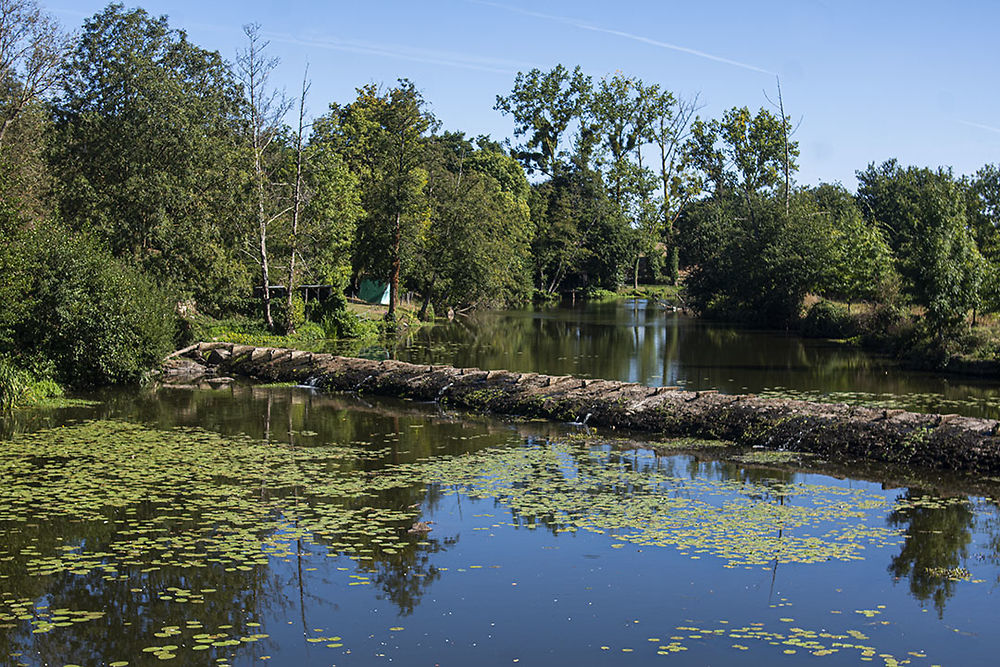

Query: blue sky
[{"left": 47, "top": 0, "right": 999, "bottom": 189}]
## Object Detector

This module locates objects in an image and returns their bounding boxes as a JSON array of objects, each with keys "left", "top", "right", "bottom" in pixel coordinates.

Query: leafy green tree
[
  {"left": 296, "top": 139, "right": 362, "bottom": 291},
  {"left": 857, "top": 161, "right": 983, "bottom": 331},
  {"left": 681, "top": 106, "right": 814, "bottom": 323},
  {"left": 966, "top": 165, "right": 1000, "bottom": 316},
  {"left": 682, "top": 193, "right": 834, "bottom": 323},
  {"left": 318, "top": 80, "right": 436, "bottom": 321},
  {"left": 686, "top": 106, "right": 796, "bottom": 204},
  {"left": 52, "top": 4, "right": 250, "bottom": 314},
  {"left": 494, "top": 64, "right": 591, "bottom": 176},
  {"left": 807, "top": 183, "right": 898, "bottom": 309},
  {"left": 587, "top": 73, "right": 665, "bottom": 288},
  {"left": 415, "top": 133, "right": 532, "bottom": 313},
  {"left": 530, "top": 166, "right": 632, "bottom": 294}
]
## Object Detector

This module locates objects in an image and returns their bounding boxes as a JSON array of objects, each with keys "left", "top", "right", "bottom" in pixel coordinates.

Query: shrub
[
  {"left": 801, "top": 300, "right": 860, "bottom": 339},
  {"left": 321, "top": 309, "right": 380, "bottom": 339},
  {"left": 0, "top": 356, "right": 62, "bottom": 411},
  {"left": 0, "top": 225, "right": 176, "bottom": 387}
]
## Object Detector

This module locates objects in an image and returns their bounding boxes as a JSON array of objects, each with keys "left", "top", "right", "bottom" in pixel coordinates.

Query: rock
[
  {"left": 206, "top": 348, "right": 231, "bottom": 365},
  {"left": 163, "top": 342, "right": 1000, "bottom": 476},
  {"left": 161, "top": 358, "right": 207, "bottom": 383}
]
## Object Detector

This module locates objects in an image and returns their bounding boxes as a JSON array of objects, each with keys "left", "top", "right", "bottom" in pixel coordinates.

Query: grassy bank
[
  {"left": 799, "top": 298, "right": 1000, "bottom": 374},
  {"left": 182, "top": 300, "right": 428, "bottom": 354},
  {"left": 0, "top": 358, "right": 66, "bottom": 410}
]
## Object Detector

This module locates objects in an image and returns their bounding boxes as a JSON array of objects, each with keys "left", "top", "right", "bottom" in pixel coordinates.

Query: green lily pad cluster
[
  {"left": 759, "top": 387, "right": 1000, "bottom": 419},
  {"left": 399, "top": 442, "right": 905, "bottom": 566}
]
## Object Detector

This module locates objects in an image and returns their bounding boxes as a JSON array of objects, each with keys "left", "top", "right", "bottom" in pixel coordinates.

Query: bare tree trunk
[
  {"left": 387, "top": 211, "right": 401, "bottom": 321},
  {"left": 776, "top": 76, "right": 791, "bottom": 217},
  {"left": 239, "top": 23, "right": 289, "bottom": 332},
  {"left": 286, "top": 67, "right": 310, "bottom": 335}
]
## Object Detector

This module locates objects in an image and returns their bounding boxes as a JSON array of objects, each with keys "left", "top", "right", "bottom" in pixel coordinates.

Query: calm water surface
[
  {"left": 352, "top": 300, "right": 1000, "bottom": 419},
  {"left": 2, "top": 383, "right": 1000, "bottom": 666}
]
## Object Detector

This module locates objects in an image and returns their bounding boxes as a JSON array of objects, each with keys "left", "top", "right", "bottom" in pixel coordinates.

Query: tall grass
[{"left": 0, "top": 357, "right": 30, "bottom": 411}]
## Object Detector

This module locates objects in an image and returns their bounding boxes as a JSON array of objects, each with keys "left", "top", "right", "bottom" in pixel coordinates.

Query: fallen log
[{"left": 164, "top": 342, "right": 1000, "bottom": 475}]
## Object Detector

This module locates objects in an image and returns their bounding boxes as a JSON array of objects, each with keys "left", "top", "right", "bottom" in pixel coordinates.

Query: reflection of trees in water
[
  {"left": 0, "top": 504, "right": 283, "bottom": 665},
  {"left": 368, "top": 535, "right": 454, "bottom": 617},
  {"left": 887, "top": 489, "right": 974, "bottom": 617}
]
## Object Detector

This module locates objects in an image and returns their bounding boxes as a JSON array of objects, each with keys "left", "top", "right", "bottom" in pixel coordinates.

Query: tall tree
[
  {"left": 966, "top": 165, "right": 1000, "bottom": 317},
  {"left": 686, "top": 106, "right": 797, "bottom": 206},
  {"left": 857, "top": 161, "right": 982, "bottom": 332},
  {"left": 416, "top": 133, "right": 532, "bottom": 314},
  {"left": 319, "top": 81, "right": 435, "bottom": 322},
  {"left": 53, "top": 4, "right": 248, "bottom": 313},
  {"left": 0, "top": 0, "right": 65, "bottom": 230},
  {"left": 0, "top": 0, "right": 67, "bottom": 149},
  {"left": 237, "top": 23, "right": 292, "bottom": 330},
  {"left": 652, "top": 91, "right": 698, "bottom": 284},
  {"left": 285, "top": 66, "right": 310, "bottom": 334},
  {"left": 494, "top": 64, "right": 591, "bottom": 176}
]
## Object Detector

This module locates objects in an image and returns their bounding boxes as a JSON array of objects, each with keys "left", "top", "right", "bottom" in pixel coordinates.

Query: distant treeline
[{"left": 1, "top": 1, "right": 999, "bottom": 389}]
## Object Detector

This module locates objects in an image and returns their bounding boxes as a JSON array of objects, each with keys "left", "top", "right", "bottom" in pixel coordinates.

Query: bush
[
  {"left": 801, "top": 301, "right": 860, "bottom": 339},
  {"left": 321, "top": 309, "right": 380, "bottom": 339},
  {"left": 0, "top": 356, "right": 63, "bottom": 410},
  {"left": 0, "top": 225, "right": 176, "bottom": 387}
]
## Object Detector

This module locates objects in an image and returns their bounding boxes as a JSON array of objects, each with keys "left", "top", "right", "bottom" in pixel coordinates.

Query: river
[{"left": 1, "top": 301, "right": 999, "bottom": 666}]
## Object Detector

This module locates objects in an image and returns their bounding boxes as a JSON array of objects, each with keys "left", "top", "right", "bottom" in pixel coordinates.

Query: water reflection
[
  {"left": 887, "top": 490, "right": 975, "bottom": 617},
  {"left": 3, "top": 386, "right": 1000, "bottom": 665},
  {"left": 330, "top": 301, "right": 1000, "bottom": 419}
]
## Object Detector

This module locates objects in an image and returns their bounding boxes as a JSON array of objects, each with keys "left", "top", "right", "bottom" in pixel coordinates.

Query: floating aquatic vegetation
[
  {"left": 759, "top": 387, "right": 1000, "bottom": 419},
  {"left": 0, "top": 419, "right": 976, "bottom": 665},
  {"left": 732, "top": 450, "right": 814, "bottom": 465},
  {"left": 594, "top": 618, "right": 923, "bottom": 666},
  {"left": 397, "top": 442, "right": 905, "bottom": 566}
]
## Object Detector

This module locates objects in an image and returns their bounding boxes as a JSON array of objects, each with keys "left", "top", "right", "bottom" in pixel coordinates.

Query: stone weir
[{"left": 163, "top": 342, "right": 1000, "bottom": 476}]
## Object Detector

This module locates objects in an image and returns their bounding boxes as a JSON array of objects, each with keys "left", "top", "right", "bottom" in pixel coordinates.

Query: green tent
[{"left": 358, "top": 279, "right": 390, "bottom": 305}]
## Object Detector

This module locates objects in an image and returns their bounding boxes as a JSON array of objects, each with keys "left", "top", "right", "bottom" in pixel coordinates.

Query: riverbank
[{"left": 163, "top": 342, "right": 1000, "bottom": 476}]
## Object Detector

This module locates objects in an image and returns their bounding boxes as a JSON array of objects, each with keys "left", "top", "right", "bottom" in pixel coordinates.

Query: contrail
[
  {"left": 470, "top": 0, "right": 774, "bottom": 75},
  {"left": 264, "top": 31, "right": 527, "bottom": 75},
  {"left": 960, "top": 120, "right": 1000, "bottom": 136}
]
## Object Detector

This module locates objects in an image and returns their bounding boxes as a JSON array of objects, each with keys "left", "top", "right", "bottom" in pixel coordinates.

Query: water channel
[{"left": 2, "top": 301, "right": 1000, "bottom": 666}]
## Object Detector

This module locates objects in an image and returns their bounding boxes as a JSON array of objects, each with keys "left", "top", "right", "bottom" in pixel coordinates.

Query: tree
[
  {"left": 530, "top": 166, "right": 632, "bottom": 294},
  {"left": 0, "top": 0, "right": 66, "bottom": 230},
  {"left": 651, "top": 90, "right": 698, "bottom": 284},
  {"left": 686, "top": 106, "right": 797, "bottom": 205},
  {"left": 857, "top": 161, "right": 982, "bottom": 331},
  {"left": 966, "top": 165, "right": 1000, "bottom": 317},
  {"left": 319, "top": 81, "right": 436, "bottom": 321},
  {"left": 494, "top": 64, "right": 591, "bottom": 176},
  {"left": 284, "top": 66, "right": 309, "bottom": 334},
  {"left": 53, "top": 4, "right": 249, "bottom": 313},
  {"left": 814, "top": 185, "right": 898, "bottom": 309},
  {"left": 680, "top": 106, "right": 810, "bottom": 323},
  {"left": 682, "top": 192, "right": 835, "bottom": 324},
  {"left": 237, "top": 23, "right": 292, "bottom": 330},
  {"left": 416, "top": 133, "right": 532, "bottom": 314},
  {"left": 587, "top": 73, "right": 662, "bottom": 288},
  {"left": 0, "top": 0, "right": 67, "bottom": 149}
]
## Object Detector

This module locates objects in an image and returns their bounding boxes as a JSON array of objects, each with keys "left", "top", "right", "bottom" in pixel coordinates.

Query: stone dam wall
[{"left": 162, "top": 342, "right": 1000, "bottom": 476}]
